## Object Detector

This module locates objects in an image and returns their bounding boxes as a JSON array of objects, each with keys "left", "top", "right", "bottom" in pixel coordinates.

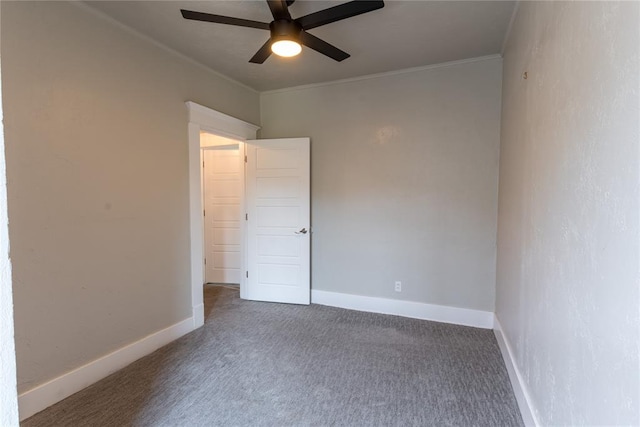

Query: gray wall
[
  {"left": 496, "top": 2, "right": 639, "bottom": 425},
  {"left": 261, "top": 57, "right": 503, "bottom": 312},
  {"left": 0, "top": 3, "right": 20, "bottom": 423},
  {"left": 1, "top": 1, "right": 259, "bottom": 393}
]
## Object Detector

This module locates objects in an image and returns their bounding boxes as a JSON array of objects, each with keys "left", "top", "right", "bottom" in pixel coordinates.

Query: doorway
[
  {"left": 186, "top": 102, "right": 259, "bottom": 327},
  {"left": 200, "top": 133, "right": 311, "bottom": 305},
  {"left": 200, "top": 133, "right": 244, "bottom": 286},
  {"left": 186, "top": 101, "right": 310, "bottom": 329}
]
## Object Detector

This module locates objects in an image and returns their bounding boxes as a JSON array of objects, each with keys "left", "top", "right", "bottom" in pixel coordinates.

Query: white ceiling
[{"left": 85, "top": 1, "right": 515, "bottom": 92}]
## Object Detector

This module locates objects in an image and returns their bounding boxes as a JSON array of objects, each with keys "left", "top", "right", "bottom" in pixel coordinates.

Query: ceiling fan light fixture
[
  {"left": 181, "top": 0, "right": 385, "bottom": 64},
  {"left": 271, "top": 39, "right": 302, "bottom": 57}
]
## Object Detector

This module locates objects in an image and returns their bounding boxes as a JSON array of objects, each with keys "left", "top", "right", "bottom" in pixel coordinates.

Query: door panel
[
  {"left": 256, "top": 177, "right": 300, "bottom": 198},
  {"left": 245, "top": 138, "right": 310, "bottom": 304},
  {"left": 203, "top": 147, "right": 242, "bottom": 284}
]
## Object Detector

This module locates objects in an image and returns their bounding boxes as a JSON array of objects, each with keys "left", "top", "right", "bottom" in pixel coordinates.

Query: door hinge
[
  {"left": 245, "top": 213, "right": 248, "bottom": 220},
  {"left": 203, "top": 210, "right": 205, "bottom": 216},
  {"left": 244, "top": 155, "right": 247, "bottom": 163},
  {"left": 246, "top": 271, "right": 248, "bottom": 278},
  {"left": 202, "top": 160, "right": 205, "bottom": 168},
  {"left": 204, "top": 258, "right": 207, "bottom": 265}
]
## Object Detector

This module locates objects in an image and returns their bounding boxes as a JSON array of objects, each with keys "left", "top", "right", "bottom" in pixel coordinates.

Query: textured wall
[
  {"left": 496, "top": 2, "right": 640, "bottom": 425},
  {"left": 261, "top": 57, "right": 502, "bottom": 311},
  {"left": 0, "top": 3, "right": 20, "bottom": 423},
  {"left": 1, "top": 1, "right": 258, "bottom": 394}
]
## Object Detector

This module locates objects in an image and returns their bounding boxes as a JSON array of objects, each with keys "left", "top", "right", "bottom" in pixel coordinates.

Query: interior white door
[
  {"left": 203, "top": 147, "right": 242, "bottom": 284},
  {"left": 244, "top": 138, "right": 310, "bottom": 304}
]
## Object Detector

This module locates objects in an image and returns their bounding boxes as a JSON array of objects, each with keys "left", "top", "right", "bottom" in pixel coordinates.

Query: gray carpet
[{"left": 23, "top": 285, "right": 523, "bottom": 426}]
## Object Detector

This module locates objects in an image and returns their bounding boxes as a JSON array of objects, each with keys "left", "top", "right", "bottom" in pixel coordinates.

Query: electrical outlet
[{"left": 394, "top": 281, "right": 402, "bottom": 292}]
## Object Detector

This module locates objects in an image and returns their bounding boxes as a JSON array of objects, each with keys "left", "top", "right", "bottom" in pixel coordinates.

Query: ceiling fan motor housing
[{"left": 270, "top": 19, "right": 302, "bottom": 43}]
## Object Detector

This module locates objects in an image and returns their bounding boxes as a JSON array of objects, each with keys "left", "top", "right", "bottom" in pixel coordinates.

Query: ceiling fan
[{"left": 180, "top": 0, "right": 384, "bottom": 64}]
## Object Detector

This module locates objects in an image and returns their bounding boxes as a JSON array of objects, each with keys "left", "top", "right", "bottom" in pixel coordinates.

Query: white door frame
[{"left": 186, "top": 101, "right": 259, "bottom": 328}]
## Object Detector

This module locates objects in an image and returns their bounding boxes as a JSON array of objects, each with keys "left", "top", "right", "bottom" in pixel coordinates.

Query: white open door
[{"left": 244, "top": 138, "right": 310, "bottom": 305}]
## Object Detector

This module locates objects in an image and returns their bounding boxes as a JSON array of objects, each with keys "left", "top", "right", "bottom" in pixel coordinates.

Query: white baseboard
[
  {"left": 311, "top": 290, "right": 494, "bottom": 329},
  {"left": 493, "top": 315, "right": 539, "bottom": 426},
  {"left": 18, "top": 316, "right": 195, "bottom": 421},
  {"left": 193, "top": 303, "right": 205, "bottom": 328}
]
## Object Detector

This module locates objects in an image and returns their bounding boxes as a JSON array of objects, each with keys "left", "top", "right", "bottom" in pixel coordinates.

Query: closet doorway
[{"left": 201, "top": 132, "right": 244, "bottom": 285}]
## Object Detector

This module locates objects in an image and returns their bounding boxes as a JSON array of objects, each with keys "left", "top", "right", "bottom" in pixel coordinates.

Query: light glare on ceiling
[{"left": 271, "top": 40, "right": 302, "bottom": 57}]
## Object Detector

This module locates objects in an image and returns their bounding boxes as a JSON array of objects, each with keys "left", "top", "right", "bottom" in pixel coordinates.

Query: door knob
[{"left": 295, "top": 228, "right": 308, "bottom": 234}]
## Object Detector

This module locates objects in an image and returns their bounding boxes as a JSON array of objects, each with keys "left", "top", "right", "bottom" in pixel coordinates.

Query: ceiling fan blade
[
  {"left": 267, "top": 0, "right": 291, "bottom": 20},
  {"left": 296, "top": 1, "right": 384, "bottom": 30},
  {"left": 181, "top": 9, "right": 270, "bottom": 30},
  {"left": 299, "top": 31, "right": 350, "bottom": 62},
  {"left": 249, "top": 39, "right": 273, "bottom": 64}
]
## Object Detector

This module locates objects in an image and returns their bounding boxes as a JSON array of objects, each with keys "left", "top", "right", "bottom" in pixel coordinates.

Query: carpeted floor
[{"left": 22, "top": 285, "right": 523, "bottom": 426}]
